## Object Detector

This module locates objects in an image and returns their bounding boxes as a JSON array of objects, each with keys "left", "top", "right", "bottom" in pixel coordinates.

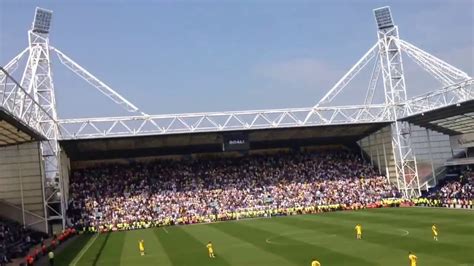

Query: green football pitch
[{"left": 57, "top": 207, "right": 474, "bottom": 266}]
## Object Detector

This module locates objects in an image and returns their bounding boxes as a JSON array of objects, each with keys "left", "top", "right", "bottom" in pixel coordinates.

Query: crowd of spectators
[
  {"left": 0, "top": 151, "right": 469, "bottom": 264},
  {"left": 426, "top": 167, "right": 473, "bottom": 208},
  {"left": 0, "top": 217, "right": 46, "bottom": 266},
  {"left": 68, "top": 151, "right": 399, "bottom": 231}
]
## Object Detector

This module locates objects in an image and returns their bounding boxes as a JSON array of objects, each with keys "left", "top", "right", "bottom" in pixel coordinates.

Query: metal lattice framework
[
  {"left": 58, "top": 105, "right": 392, "bottom": 139},
  {"left": 0, "top": 67, "right": 53, "bottom": 135},
  {"left": 407, "top": 79, "right": 474, "bottom": 115},
  {"left": 376, "top": 9, "right": 419, "bottom": 199},
  {"left": 22, "top": 9, "right": 66, "bottom": 229},
  {"left": 1, "top": 6, "right": 473, "bottom": 228}
]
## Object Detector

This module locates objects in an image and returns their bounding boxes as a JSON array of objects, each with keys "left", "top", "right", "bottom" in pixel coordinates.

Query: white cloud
[{"left": 253, "top": 58, "right": 340, "bottom": 90}]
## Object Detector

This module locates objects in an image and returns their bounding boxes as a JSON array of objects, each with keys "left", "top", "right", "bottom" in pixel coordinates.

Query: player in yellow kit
[
  {"left": 311, "top": 258, "right": 321, "bottom": 266},
  {"left": 355, "top": 224, "right": 362, "bottom": 239},
  {"left": 408, "top": 251, "right": 417, "bottom": 266},
  {"left": 408, "top": 251, "right": 418, "bottom": 266},
  {"left": 206, "top": 241, "right": 215, "bottom": 258},
  {"left": 432, "top": 224, "right": 438, "bottom": 241},
  {"left": 138, "top": 240, "right": 145, "bottom": 256}
]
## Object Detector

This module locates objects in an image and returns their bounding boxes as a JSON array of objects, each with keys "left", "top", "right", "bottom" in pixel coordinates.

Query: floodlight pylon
[
  {"left": 374, "top": 7, "right": 421, "bottom": 198},
  {"left": 20, "top": 7, "right": 66, "bottom": 231},
  {"left": 311, "top": 6, "right": 472, "bottom": 198}
]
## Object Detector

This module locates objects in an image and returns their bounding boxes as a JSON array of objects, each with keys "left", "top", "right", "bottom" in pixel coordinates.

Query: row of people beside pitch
[
  {"left": 67, "top": 151, "right": 399, "bottom": 231},
  {"left": 80, "top": 203, "right": 381, "bottom": 232},
  {"left": 24, "top": 228, "right": 76, "bottom": 266}
]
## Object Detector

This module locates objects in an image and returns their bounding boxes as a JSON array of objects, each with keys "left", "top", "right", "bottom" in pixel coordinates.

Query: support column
[
  {"left": 426, "top": 128, "right": 437, "bottom": 186},
  {"left": 17, "top": 145, "right": 26, "bottom": 227},
  {"left": 368, "top": 135, "right": 374, "bottom": 167},
  {"left": 375, "top": 133, "right": 382, "bottom": 175},
  {"left": 381, "top": 130, "right": 391, "bottom": 184}
]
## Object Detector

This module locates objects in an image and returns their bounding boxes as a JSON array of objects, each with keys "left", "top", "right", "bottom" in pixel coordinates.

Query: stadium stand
[
  {"left": 0, "top": 216, "right": 47, "bottom": 265},
  {"left": 67, "top": 150, "right": 400, "bottom": 231},
  {"left": 425, "top": 167, "right": 473, "bottom": 208}
]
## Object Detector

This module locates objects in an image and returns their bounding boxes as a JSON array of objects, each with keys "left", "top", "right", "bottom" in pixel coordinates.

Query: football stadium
[{"left": 0, "top": 3, "right": 473, "bottom": 266}]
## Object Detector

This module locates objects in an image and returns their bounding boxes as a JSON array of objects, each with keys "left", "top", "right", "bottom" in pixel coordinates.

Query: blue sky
[{"left": 1, "top": 0, "right": 473, "bottom": 118}]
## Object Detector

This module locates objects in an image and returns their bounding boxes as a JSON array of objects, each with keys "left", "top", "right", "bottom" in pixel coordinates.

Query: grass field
[{"left": 57, "top": 207, "right": 474, "bottom": 266}]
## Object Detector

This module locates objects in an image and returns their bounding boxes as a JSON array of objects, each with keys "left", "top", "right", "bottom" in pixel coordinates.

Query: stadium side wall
[
  {"left": 409, "top": 125, "right": 453, "bottom": 186},
  {"left": 0, "top": 142, "right": 47, "bottom": 232},
  {"left": 360, "top": 124, "right": 453, "bottom": 190},
  {"left": 359, "top": 126, "right": 396, "bottom": 183}
]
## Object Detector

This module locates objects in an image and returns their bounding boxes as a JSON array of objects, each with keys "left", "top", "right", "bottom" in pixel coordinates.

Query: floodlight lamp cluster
[
  {"left": 32, "top": 7, "right": 53, "bottom": 34},
  {"left": 373, "top": 6, "right": 394, "bottom": 30}
]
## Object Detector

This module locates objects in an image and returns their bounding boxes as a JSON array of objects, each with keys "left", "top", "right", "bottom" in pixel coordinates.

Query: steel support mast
[
  {"left": 21, "top": 8, "right": 66, "bottom": 231},
  {"left": 374, "top": 7, "right": 421, "bottom": 198}
]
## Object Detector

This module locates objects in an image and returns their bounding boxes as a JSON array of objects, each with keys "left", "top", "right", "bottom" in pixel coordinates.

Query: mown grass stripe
[
  {"left": 73, "top": 233, "right": 111, "bottom": 266},
  {"left": 91, "top": 232, "right": 111, "bottom": 265},
  {"left": 280, "top": 214, "right": 470, "bottom": 264},
  {"left": 244, "top": 216, "right": 407, "bottom": 266},
  {"left": 183, "top": 223, "right": 290, "bottom": 265},
  {"left": 355, "top": 208, "right": 474, "bottom": 226},
  {"left": 116, "top": 228, "right": 172, "bottom": 266},
  {"left": 55, "top": 208, "right": 474, "bottom": 266},
  {"left": 298, "top": 209, "right": 474, "bottom": 235},
  {"left": 70, "top": 233, "right": 99, "bottom": 266},
  {"left": 357, "top": 208, "right": 474, "bottom": 226},
  {"left": 310, "top": 209, "right": 474, "bottom": 238},
  {"left": 53, "top": 235, "right": 91, "bottom": 266},
  {"left": 91, "top": 231, "right": 126, "bottom": 265},
  {"left": 212, "top": 219, "right": 378, "bottom": 266},
  {"left": 154, "top": 226, "right": 232, "bottom": 266}
]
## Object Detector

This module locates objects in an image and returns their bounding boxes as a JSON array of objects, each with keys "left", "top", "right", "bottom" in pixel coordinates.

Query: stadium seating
[
  {"left": 68, "top": 150, "right": 400, "bottom": 231},
  {"left": 426, "top": 168, "right": 473, "bottom": 207},
  {"left": 0, "top": 216, "right": 47, "bottom": 264}
]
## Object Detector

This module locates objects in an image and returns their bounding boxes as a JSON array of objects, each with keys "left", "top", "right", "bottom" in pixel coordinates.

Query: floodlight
[
  {"left": 373, "top": 6, "right": 394, "bottom": 30},
  {"left": 32, "top": 7, "right": 53, "bottom": 34}
]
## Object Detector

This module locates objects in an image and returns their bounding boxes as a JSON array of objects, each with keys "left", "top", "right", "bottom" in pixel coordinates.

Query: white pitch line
[
  {"left": 162, "top": 227, "right": 169, "bottom": 234},
  {"left": 265, "top": 237, "right": 287, "bottom": 246},
  {"left": 398, "top": 229, "right": 410, "bottom": 237},
  {"left": 265, "top": 231, "right": 337, "bottom": 246},
  {"left": 70, "top": 233, "right": 99, "bottom": 266}
]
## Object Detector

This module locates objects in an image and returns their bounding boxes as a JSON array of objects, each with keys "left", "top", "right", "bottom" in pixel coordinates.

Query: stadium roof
[
  {"left": 61, "top": 122, "right": 389, "bottom": 161},
  {"left": 0, "top": 106, "right": 45, "bottom": 147},
  {"left": 402, "top": 100, "right": 474, "bottom": 136}
]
